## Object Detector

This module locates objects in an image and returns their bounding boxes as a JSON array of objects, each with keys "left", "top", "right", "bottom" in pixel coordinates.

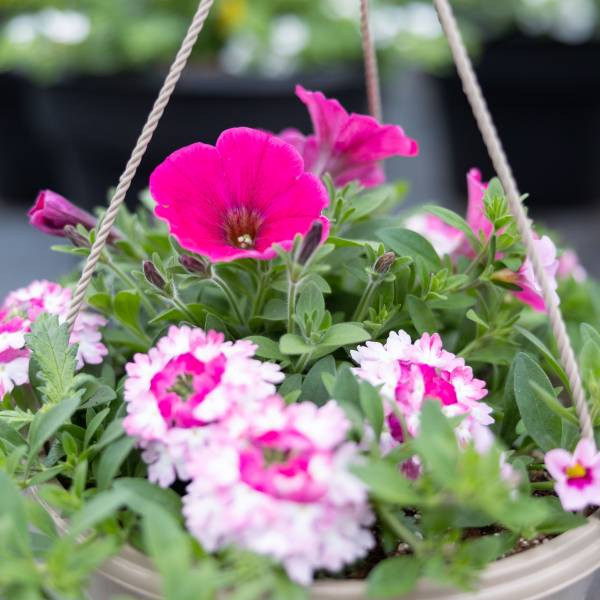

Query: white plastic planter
[{"left": 83, "top": 517, "right": 600, "bottom": 600}]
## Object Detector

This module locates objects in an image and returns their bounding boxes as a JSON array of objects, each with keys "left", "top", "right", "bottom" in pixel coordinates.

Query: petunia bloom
[
  {"left": 0, "top": 280, "right": 107, "bottom": 398},
  {"left": 557, "top": 249, "right": 587, "bottom": 283},
  {"left": 545, "top": 439, "right": 600, "bottom": 511},
  {"left": 150, "top": 127, "right": 329, "bottom": 263},
  {"left": 183, "top": 396, "right": 374, "bottom": 585},
  {"left": 123, "top": 325, "right": 283, "bottom": 487},
  {"left": 351, "top": 330, "right": 492, "bottom": 448},
  {"left": 404, "top": 213, "right": 464, "bottom": 257},
  {"left": 280, "top": 85, "right": 418, "bottom": 188},
  {"left": 28, "top": 190, "right": 100, "bottom": 238}
]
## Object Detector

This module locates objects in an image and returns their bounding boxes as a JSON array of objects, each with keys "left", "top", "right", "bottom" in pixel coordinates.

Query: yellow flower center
[{"left": 566, "top": 463, "right": 587, "bottom": 479}]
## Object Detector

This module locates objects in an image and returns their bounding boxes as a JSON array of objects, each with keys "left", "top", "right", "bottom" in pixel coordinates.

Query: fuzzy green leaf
[{"left": 367, "top": 556, "right": 420, "bottom": 598}]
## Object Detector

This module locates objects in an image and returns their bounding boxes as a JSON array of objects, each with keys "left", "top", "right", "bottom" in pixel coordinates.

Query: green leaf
[
  {"left": 296, "top": 282, "right": 325, "bottom": 327},
  {"left": 83, "top": 408, "right": 111, "bottom": 449},
  {"left": 25, "top": 314, "right": 78, "bottom": 405},
  {"left": 353, "top": 460, "right": 420, "bottom": 505},
  {"left": 359, "top": 382, "right": 384, "bottom": 439},
  {"left": 513, "top": 353, "right": 562, "bottom": 452},
  {"left": 113, "top": 290, "right": 142, "bottom": 333},
  {"left": 279, "top": 334, "right": 314, "bottom": 356},
  {"left": 367, "top": 556, "right": 420, "bottom": 598},
  {"left": 28, "top": 396, "right": 81, "bottom": 463},
  {"left": 500, "top": 357, "right": 520, "bottom": 445},
  {"left": 422, "top": 204, "right": 481, "bottom": 251},
  {"left": 300, "top": 356, "right": 336, "bottom": 405},
  {"left": 93, "top": 418, "right": 126, "bottom": 452},
  {"left": 114, "top": 478, "right": 182, "bottom": 519},
  {"left": 377, "top": 228, "right": 441, "bottom": 273},
  {"left": 320, "top": 323, "right": 371, "bottom": 348},
  {"left": 581, "top": 323, "right": 600, "bottom": 347},
  {"left": 96, "top": 436, "right": 136, "bottom": 490},
  {"left": 69, "top": 488, "right": 130, "bottom": 536},
  {"left": 0, "top": 470, "right": 31, "bottom": 557},
  {"left": 245, "top": 336, "right": 286, "bottom": 362},
  {"left": 406, "top": 295, "right": 438, "bottom": 335},
  {"left": 515, "top": 326, "right": 569, "bottom": 391}
]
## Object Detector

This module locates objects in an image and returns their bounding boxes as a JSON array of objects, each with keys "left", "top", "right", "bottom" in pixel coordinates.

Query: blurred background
[{"left": 1, "top": 0, "right": 600, "bottom": 299}]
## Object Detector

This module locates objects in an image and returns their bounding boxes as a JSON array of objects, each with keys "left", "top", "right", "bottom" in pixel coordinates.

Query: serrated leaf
[{"left": 25, "top": 314, "right": 78, "bottom": 405}]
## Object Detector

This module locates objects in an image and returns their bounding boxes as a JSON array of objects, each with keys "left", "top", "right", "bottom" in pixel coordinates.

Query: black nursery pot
[
  {"left": 28, "top": 67, "right": 367, "bottom": 209},
  {"left": 0, "top": 72, "right": 57, "bottom": 202},
  {"left": 433, "top": 35, "right": 600, "bottom": 209}
]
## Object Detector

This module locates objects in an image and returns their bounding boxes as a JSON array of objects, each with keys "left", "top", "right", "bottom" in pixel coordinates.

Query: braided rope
[
  {"left": 432, "top": 0, "right": 594, "bottom": 440},
  {"left": 65, "top": 0, "right": 215, "bottom": 331},
  {"left": 359, "top": 0, "right": 382, "bottom": 121}
]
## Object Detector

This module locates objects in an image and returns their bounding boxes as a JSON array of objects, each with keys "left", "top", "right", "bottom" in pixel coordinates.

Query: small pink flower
[
  {"left": 28, "top": 190, "right": 115, "bottom": 239},
  {"left": 465, "top": 168, "right": 493, "bottom": 241},
  {"left": 183, "top": 396, "right": 373, "bottom": 585},
  {"left": 0, "top": 280, "right": 107, "bottom": 398},
  {"left": 280, "top": 85, "right": 418, "bottom": 188},
  {"left": 123, "top": 325, "right": 284, "bottom": 487},
  {"left": 545, "top": 439, "right": 600, "bottom": 511},
  {"left": 351, "top": 330, "right": 492, "bottom": 446},
  {"left": 557, "top": 249, "right": 587, "bottom": 283},
  {"left": 404, "top": 214, "right": 464, "bottom": 257},
  {"left": 513, "top": 235, "right": 560, "bottom": 313},
  {"left": 150, "top": 127, "right": 329, "bottom": 263}
]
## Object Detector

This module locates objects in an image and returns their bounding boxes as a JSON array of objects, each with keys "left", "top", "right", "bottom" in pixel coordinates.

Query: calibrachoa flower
[
  {"left": 183, "top": 396, "right": 374, "bottom": 585},
  {"left": 123, "top": 325, "right": 284, "bottom": 487},
  {"left": 557, "top": 249, "right": 587, "bottom": 283},
  {"left": 0, "top": 280, "right": 107, "bottom": 398},
  {"left": 280, "top": 85, "right": 418, "bottom": 188},
  {"left": 28, "top": 190, "right": 98, "bottom": 237},
  {"left": 545, "top": 439, "right": 600, "bottom": 511},
  {"left": 351, "top": 330, "right": 492, "bottom": 446},
  {"left": 150, "top": 127, "right": 329, "bottom": 263}
]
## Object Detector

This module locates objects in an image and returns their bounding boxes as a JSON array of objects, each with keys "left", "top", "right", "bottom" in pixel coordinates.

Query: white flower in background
[
  {"left": 270, "top": 15, "right": 309, "bottom": 57},
  {"left": 4, "top": 15, "right": 38, "bottom": 45},
  {"left": 372, "top": 3, "right": 441, "bottom": 49},
  {"left": 400, "top": 2, "right": 442, "bottom": 39},
  {"left": 219, "top": 32, "right": 259, "bottom": 74},
  {"left": 38, "top": 9, "right": 91, "bottom": 45},
  {"left": 324, "top": 0, "right": 360, "bottom": 21}
]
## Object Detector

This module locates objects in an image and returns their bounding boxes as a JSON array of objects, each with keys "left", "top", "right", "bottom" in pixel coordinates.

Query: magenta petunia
[
  {"left": 150, "top": 127, "right": 330, "bottom": 263},
  {"left": 280, "top": 85, "right": 418, "bottom": 188},
  {"left": 545, "top": 439, "right": 600, "bottom": 511}
]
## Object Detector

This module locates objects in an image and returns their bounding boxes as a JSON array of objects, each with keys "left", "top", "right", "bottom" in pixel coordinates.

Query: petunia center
[
  {"left": 150, "top": 352, "right": 226, "bottom": 428},
  {"left": 239, "top": 429, "right": 328, "bottom": 503},
  {"left": 565, "top": 462, "right": 593, "bottom": 489},
  {"left": 223, "top": 206, "right": 263, "bottom": 250}
]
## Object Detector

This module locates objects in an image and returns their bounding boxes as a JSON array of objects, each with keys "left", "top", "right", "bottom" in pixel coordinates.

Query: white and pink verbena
[
  {"left": 123, "top": 325, "right": 284, "bottom": 487},
  {"left": 0, "top": 280, "right": 107, "bottom": 398},
  {"left": 351, "top": 330, "right": 493, "bottom": 447},
  {"left": 182, "top": 395, "right": 374, "bottom": 585}
]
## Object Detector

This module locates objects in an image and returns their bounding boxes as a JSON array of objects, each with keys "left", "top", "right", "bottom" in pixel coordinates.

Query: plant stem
[
  {"left": 295, "top": 352, "right": 313, "bottom": 374},
  {"left": 531, "top": 481, "right": 554, "bottom": 491},
  {"left": 101, "top": 255, "right": 156, "bottom": 316},
  {"left": 378, "top": 505, "right": 423, "bottom": 555},
  {"left": 212, "top": 275, "right": 245, "bottom": 324},
  {"left": 251, "top": 263, "right": 271, "bottom": 318},
  {"left": 170, "top": 291, "right": 200, "bottom": 325},
  {"left": 287, "top": 277, "right": 299, "bottom": 334},
  {"left": 352, "top": 277, "right": 378, "bottom": 322}
]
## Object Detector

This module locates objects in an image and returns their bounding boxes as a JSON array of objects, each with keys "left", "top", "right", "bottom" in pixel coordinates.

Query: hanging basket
[{"left": 6, "top": 0, "right": 600, "bottom": 598}]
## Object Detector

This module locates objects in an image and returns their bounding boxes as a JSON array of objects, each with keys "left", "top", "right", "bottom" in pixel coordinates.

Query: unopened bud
[
  {"left": 375, "top": 252, "right": 396, "bottom": 274},
  {"left": 179, "top": 254, "right": 211, "bottom": 277},
  {"left": 298, "top": 220, "right": 324, "bottom": 265},
  {"left": 63, "top": 225, "right": 89, "bottom": 248},
  {"left": 143, "top": 260, "right": 166, "bottom": 290}
]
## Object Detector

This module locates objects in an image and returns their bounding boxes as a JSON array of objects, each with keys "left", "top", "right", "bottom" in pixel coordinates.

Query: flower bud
[
  {"left": 63, "top": 225, "right": 89, "bottom": 249},
  {"left": 374, "top": 251, "right": 396, "bottom": 274},
  {"left": 143, "top": 261, "right": 166, "bottom": 290},
  {"left": 297, "top": 220, "right": 324, "bottom": 265},
  {"left": 179, "top": 254, "right": 211, "bottom": 278}
]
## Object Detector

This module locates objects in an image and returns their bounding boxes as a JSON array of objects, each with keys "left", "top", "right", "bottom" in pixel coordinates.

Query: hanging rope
[
  {"left": 359, "top": 0, "right": 382, "bottom": 121},
  {"left": 432, "top": 0, "right": 594, "bottom": 441},
  {"left": 65, "top": 0, "right": 215, "bottom": 331}
]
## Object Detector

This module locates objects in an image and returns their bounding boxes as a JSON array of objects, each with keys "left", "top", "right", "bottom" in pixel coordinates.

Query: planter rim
[{"left": 31, "top": 487, "right": 600, "bottom": 599}]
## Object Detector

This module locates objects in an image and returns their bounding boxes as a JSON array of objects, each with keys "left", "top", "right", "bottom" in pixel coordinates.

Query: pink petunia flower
[
  {"left": 545, "top": 439, "right": 600, "bottom": 511},
  {"left": 0, "top": 281, "right": 107, "bottom": 398},
  {"left": 351, "top": 330, "right": 492, "bottom": 447},
  {"left": 123, "top": 325, "right": 284, "bottom": 487},
  {"left": 404, "top": 213, "right": 464, "bottom": 257},
  {"left": 150, "top": 127, "right": 329, "bottom": 263},
  {"left": 182, "top": 396, "right": 374, "bottom": 585},
  {"left": 557, "top": 249, "right": 587, "bottom": 283},
  {"left": 280, "top": 85, "right": 418, "bottom": 188}
]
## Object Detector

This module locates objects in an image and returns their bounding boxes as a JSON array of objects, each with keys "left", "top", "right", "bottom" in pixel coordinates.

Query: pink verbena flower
[
  {"left": 280, "top": 85, "right": 418, "bottom": 188},
  {"left": 183, "top": 396, "right": 374, "bottom": 585},
  {"left": 351, "top": 330, "right": 492, "bottom": 446},
  {"left": 557, "top": 249, "right": 587, "bottom": 283},
  {"left": 150, "top": 127, "right": 329, "bottom": 263},
  {"left": 545, "top": 439, "right": 600, "bottom": 511},
  {"left": 0, "top": 281, "right": 107, "bottom": 398},
  {"left": 123, "top": 325, "right": 284, "bottom": 487}
]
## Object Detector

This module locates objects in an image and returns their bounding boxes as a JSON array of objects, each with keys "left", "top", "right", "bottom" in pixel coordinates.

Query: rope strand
[
  {"left": 432, "top": 0, "right": 594, "bottom": 441},
  {"left": 66, "top": 0, "right": 215, "bottom": 331},
  {"left": 359, "top": 0, "right": 382, "bottom": 121}
]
